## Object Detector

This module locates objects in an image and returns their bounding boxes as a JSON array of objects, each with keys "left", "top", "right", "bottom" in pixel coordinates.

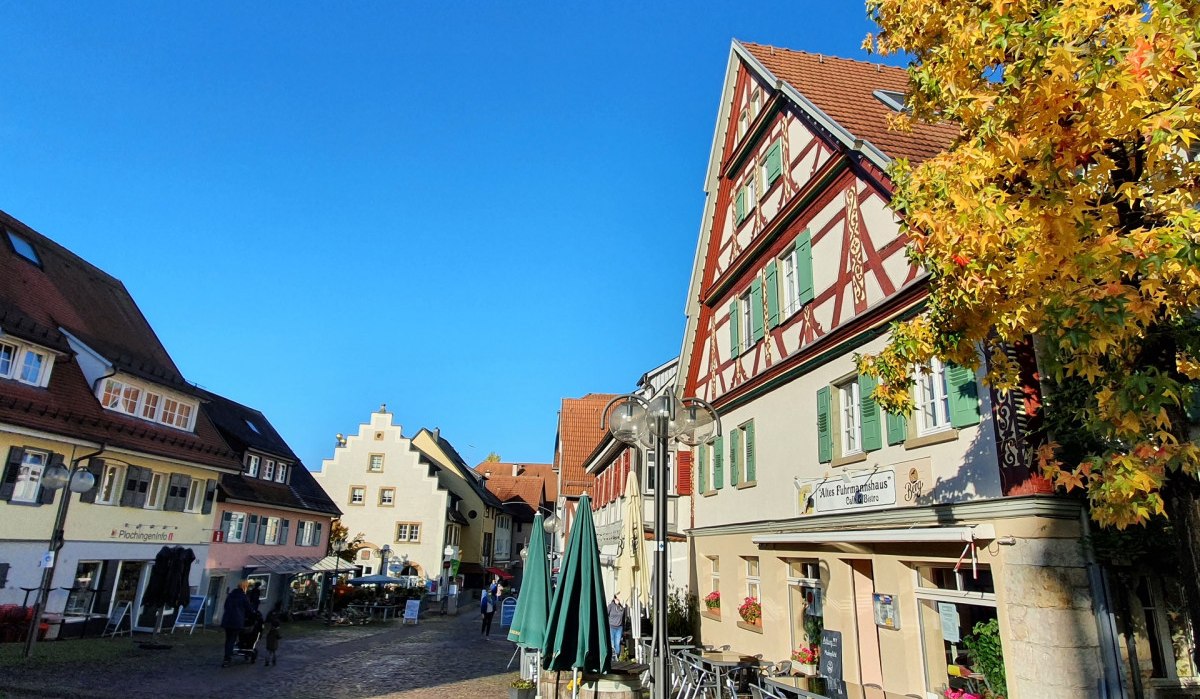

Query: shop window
[
  {"left": 914, "top": 564, "right": 1000, "bottom": 696},
  {"left": 1134, "top": 575, "right": 1198, "bottom": 680},
  {"left": 786, "top": 559, "right": 824, "bottom": 650},
  {"left": 64, "top": 561, "right": 102, "bottom": 615}
]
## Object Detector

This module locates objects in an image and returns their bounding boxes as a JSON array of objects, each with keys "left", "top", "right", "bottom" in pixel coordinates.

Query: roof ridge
[{"left": 738, "top": 41, "right": 908, "bottom": 75}]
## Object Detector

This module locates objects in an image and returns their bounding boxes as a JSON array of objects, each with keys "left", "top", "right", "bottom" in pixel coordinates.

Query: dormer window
[
  {"left": 97, "top": 376, "right": 197, "bottom": 431},
  {"left": 873, "top": 89, "right": 909, "bottom": 113},
  {"left": 0, "top": 339, "right": 54, "bottom": 388},
  {"left": 6, "top": 230, "right": 41, "bottom": 266},
  {"left": 245, "top": 454, "right": 260, "bottom": 477}
]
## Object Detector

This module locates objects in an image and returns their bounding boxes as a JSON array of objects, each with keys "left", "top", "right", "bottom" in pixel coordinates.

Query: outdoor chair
[
  {"left": 680, "top": 652, "right": 720, "bottom": 699},
  {"left": 749, "top": 685, "right": 786, "bottom": 699}
]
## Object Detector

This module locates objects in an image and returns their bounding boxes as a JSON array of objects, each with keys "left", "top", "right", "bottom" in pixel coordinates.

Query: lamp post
[
  {"left": 329, "top": 538, "right": 345, "bottom": 616},
  {"left": 23, "top": 452, "right": 99, "bottom": 659},
  {"left": 603, "top": 392, "right": 718, "bottom": 699}
]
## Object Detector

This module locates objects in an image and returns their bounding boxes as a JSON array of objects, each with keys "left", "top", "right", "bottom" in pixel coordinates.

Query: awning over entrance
[
  {"left": 486, "top": 567, "right": 514, "bottom": 580},
  {"left": 751, "top": 523, "right": 996, "bottom": 546},
  {"left": 249, "top": 555, "right": 324, "bottom": 575},
  {"left": 312, "top": 555, "right": 353, "bottom": 572}
]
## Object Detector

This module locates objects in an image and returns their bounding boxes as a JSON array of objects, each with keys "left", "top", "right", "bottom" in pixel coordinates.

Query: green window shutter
[
  {"left": 729, "top": 300, "right": 741, "bottom": 356},
  {"left": 766, "top": 141, "right": 783, "bottom": 184},
  {"left": 750, "top": 278, "right": 764, "bottom": 342},
  {"left": 698, "top": 443, "right": 708, "bottom": 493},
  {"left": 796, "top": 231, "right": 815, "bottom": 304},
  {"left": 947, "top": 363, "right": 981, "bottom": 427},
  {"left": 745, "top": 422, "right": 756, "bottom": 482},
  {"left": 735, "top": 188, "right": 746, "bottom": 222},
  {"left": 729, "top": 429, "right": 741, "bottom": 486},
  {"left": 817, "top": 387, "right": 833, "bottom": 463},
  {"left": 765, "top": 260, "right": 780, "bottom": 328},
  {"left": 714, "top": 436, "right": 725, "bottom": 489},
  {"left": 860, "top": 374, "right": 883, "bottom": 452},
  {"left": 886, "top": 409, "right": 908, "bottom": 446}
]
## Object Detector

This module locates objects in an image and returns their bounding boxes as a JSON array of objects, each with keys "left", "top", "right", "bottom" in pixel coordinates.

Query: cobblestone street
[{"left": 0, "top": 610, "right": 521, "bottom": 699}]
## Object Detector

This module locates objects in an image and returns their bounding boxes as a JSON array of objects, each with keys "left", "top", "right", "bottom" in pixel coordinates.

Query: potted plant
[
  {"left": 703, "top": 590, "right": 721, "bottom": 613},
  {"left": 737, "top": 596, "right": 761, "bottom": 626},
  {"left": 791, "top": 645, "right": 818, "bottom": 675},
  {"left": 510, "top": 677, "right": 536, "bottom": 699}
]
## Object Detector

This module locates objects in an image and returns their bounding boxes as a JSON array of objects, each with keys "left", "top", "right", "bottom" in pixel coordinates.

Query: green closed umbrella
[
  {"left": 542, "top": 493, "right": 611, "bottom": 690},
  {"left": 508, "top": 513, "right": 552, "bottom": 649}
]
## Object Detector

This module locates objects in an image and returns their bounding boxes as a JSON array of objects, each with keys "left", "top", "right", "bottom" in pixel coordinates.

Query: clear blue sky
[{"left": 0, "top": 3, "right": 893, "bottom": 470}]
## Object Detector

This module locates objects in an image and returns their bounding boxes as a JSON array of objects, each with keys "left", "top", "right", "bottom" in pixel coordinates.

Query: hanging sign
[{"left": 810, "top": 470, "right": 896, "bottom": 513}]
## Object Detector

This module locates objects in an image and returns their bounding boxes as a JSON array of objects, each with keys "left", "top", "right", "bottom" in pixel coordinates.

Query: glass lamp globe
[
  {"left": 607, "top": 397, "right": 647, "bottom": 446},
  {"left": 543, "top": 513, "right": 560, "bottom": 534},
  {"left": 41, "top": 464, "right": 70, "bottom": 490},
  {"left": 69, "top": 469, "right": 96, "bottom": 493},
  {"left": 646, "top": 393, "right": 681, "bottom": 439},
  {"left": 676, "top": 404, "right": 717, "bottom": 446},
  {"left": 520, "top": 548, "right": 529, "bottom": 562}
]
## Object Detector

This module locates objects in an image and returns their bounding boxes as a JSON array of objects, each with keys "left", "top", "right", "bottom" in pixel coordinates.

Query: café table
[{"left": 701, "top": 651, "right": 760, "bottom": 698}]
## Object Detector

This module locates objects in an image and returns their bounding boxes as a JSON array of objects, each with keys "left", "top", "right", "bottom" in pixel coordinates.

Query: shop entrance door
[
  {"left": 113, "top": 561, "right": 151, "bottom": 631},
  {"left": 206, "top": 576, "right": 224, "bottom": 625}
]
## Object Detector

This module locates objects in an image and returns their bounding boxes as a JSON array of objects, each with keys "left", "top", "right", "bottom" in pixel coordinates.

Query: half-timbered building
[{"left": 678, "top": 42, "right": 1117, "bottom": 699}]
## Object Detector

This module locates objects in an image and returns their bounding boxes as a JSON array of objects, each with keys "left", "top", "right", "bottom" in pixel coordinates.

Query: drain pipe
[{"left": 1080, "top": 508, "right": 1128, "bottom": 698}]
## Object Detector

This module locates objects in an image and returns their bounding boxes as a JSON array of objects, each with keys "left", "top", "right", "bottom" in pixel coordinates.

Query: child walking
[{"left": 264, "top": 602, "right": 283, "bottom": 667}]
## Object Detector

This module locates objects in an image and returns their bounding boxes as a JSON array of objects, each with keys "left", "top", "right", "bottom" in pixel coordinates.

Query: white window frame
[
  {"left": 745, "top": 556, "right": 761, "bottom": 601},
  {"left": 645, "top": 448, "right": 674, "bottom": 495},
  {"left": 780, "top": 247, "right": 801, "bottom": 317},
  {"left": 739, "top": 289, "right": 753, "bottom": 353},
  {"left": 710, "top": 556, "right": 720, "bottom": 595},
  {"left": 350, "top": 486, "right": 365, "bottom": 505},
  {"left": 11, "top": 449, "right": 49, "bottom": 504},
  {"left": 750, "top": 88, "right": 762, "bottom": 120},
  {"left": 275, "top": 463, "right": 287, "bottom": 483},
  {"left": 141, "top": 391, "right": 161, "bottom": 421},
  {"left": 245, "top": 454, "right": 260, "bottom": 478},
  {"left": 184, "top": 478, "right": 204, "bottom": 513},
  {"left": 297, "top": 520, "right": 318, "bottom": 547},
  {"left": 226, "top": 512, "right": 248, "bottom": 543},
  {"left": 379, "top": 488, "right": 395, "bottom": 506},
  {"left": 95, "top": 462, "right": 125, "bottom": 506},
  {"left": 838, "top": 379, "right": 862, "bottom": 456},
  {"left": 738, "top": 108, "right": 750, "bottom": 139},
  {"left": 0, "top": 341, "right": 15, "bottom": 378},
  {"left": 144, "top": 472, "right": 165, "bottom": 510},
  {"left": 368, "top": 454, "right": 384, "bottom": 472},
  {"left": 0, "top": 340, "right": 54, "bottom": 388},
  {"left": 916, "top": 358, "right": 952, "bottom": 435},
  {"left": 263, "top": 516, "right": 281, "bottom": 545},
  {"left": 98, "top": 377, "right": 196, "bottom": 431},
  {"left": 263, "top": 460, "right": 275, "bottom": 481}
]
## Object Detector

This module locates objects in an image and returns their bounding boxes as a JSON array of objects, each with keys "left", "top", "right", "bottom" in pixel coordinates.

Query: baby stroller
[{"left": 233, "top": 610, "right": 263, "bottom": 664}]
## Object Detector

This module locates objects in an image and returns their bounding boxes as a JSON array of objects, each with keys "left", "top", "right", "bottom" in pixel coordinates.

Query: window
[
  {"left": 141, "top": 392, "right": 160, "bottom": 421},
  {"left": 738, "top": 108, "right": 750, "bottom": 139},
  {"left": 395, "top": 521, "right": 421, "bottom": 542},
  {"left": 917, "top": 358, "right": 952, "bottom": 434},
  {"left": 787, "top": 559, "right": 824, "bottom": 649},
  {"left": 245, "top": 419, "right": 261, "bottom": 434},
  {"left": 263, "top": 517, "right": 281, "bottom": 545},
  {"left": 1133, "top": 575, "right": 1199, "bottom": 679},
  {"left": 297, "top": 520, "right": 323, "bottom": 547},
  {"left": 350, "top": 486, "right": 365, "bottom": 505},
  {"left": 914, "top": 564, "right": 998, "bottom": 695},
  {"left": 263, "top": 460, "right": 275, "bottom": 481},
  {"left": 10, "top": 449, "right": 49, "bottom": 504},
  {"left": 144, "top": 472, "right": 165, "bottom": 509},
  {"left": 184, "top": 478, "right": 204, "bottom": 512},
  {"left": 7, "top": 230, "right": 41, "bottom": 265},
  {"left": 368, "top": 454, "right": 384, "bottom": 472},
  {"left": 0, "top": 339, "right": 54, "bottom": 388},
  {"left": 20, "top": 350, "right": 45, "bottom": 385},
  {"left": 739, "top": 289, "right": 753, "bottom": 353},
  {"left": 0, "top": 342, "right": 13, "bottom": 377},
  {"left": 379, "top": 488, "right": 395, "bottom": 506},
  {"left": 744, "top": 557, "right": 760, "bottom": 601},
  {"left": 245, "top": 454, "right": 260, "bottom": 478},
  {"left": 225, "top": 512, "right": 248, "bottom": 542},
  {"left": 750, "top": 89, "right": 762, "bottom": 120},
  {"left": 65, "top": 561, "right": 101, "bottom": 615},
  {"left": 730, "top": 420, "right": 756, "bottom": 486},
  {"left": 839, "top": 379, "right": 862, "bottom": 455},
  {"left": 710, "top": 556, "right": 720, "bottom": 594},
  {"left": 96, "top": 462, "right": 124, "bottom": 506},
  {"left": 99, "top": 378, "right": 195, "bottom": 430},
  {"left": 445, "top": 524, "right": 461, "bottom": 547},
  {"left": 275, "top": 463, "right": 287, "bottom": 483}
]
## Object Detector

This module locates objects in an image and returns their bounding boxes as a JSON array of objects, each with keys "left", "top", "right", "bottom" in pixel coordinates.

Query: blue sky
[{"left": 0, "top": 3, "right": 893, "bottom": 470}]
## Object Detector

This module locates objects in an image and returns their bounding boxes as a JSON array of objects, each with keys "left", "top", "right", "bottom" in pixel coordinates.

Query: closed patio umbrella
[
  {"left": 508, "top": 512, "right": 551, "bottom": 649},
  {"left": 542, "top": 494, "right": 610, "bottom": 697},
  {"left": 613, "top": 469, "right": 649, "bottom": 659}
]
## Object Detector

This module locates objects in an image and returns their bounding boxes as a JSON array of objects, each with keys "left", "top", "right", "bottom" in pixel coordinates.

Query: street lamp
[
  {"left": 602, "top": 392, "right": 719, "bottom": 699},
  {"left": 329, "top": 538, "right": 346, "bottom": 615},
  {"left": 23, "top": 452, "right": 99, "bottom": 659}
]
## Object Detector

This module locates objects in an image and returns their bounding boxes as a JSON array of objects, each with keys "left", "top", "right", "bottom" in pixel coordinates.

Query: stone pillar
[{"left": 1000, "top": 536, "right": 1103, "bottom": 699}]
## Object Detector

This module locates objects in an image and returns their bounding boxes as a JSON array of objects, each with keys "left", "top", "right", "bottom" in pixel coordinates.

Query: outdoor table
[
  {"left": 348, "top": 603, "right": 395, "bottom": 620},
  {"left": 701, "top": 651, "right": 759, "bottom": 698}
]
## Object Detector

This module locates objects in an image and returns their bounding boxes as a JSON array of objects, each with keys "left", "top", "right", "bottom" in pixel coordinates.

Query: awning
[
  {"left": 249, "top": 555, "right": 324, "bottom": 575},
  {"left": 752, "top": 523, "right": 995, "bottom": 546},
  {"left": 486, "top": 567, "right": 514, "bottom": 580},
  {"left": 312, "top": 555, "right": 354, "bottom": 572}
]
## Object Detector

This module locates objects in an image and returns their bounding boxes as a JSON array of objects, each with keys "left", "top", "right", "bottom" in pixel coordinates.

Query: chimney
[{"left": 512, "top": 463, "right": 521, "bottom": 477}]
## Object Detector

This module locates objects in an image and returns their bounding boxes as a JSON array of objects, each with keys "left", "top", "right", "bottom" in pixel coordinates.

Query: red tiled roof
[
  {"left": 475, "top": 461, "right": 557, "bottom": 513},
  {"left": 0, "top": 210, "right": 240, "bottom": 470},
  {"left": 522, "top": 464, "right": 558, "bottom": 503},
  {"left": 740, "top": 42, "right": 958, "bottom": 165},
  {"left": 556, "top": 394, "right": 617, "bottom": 498}
]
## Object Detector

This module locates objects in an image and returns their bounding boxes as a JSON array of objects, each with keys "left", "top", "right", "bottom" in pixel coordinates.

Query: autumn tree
[
  {"left": 484, "top": 452, "right": 502, "bottom": 463},
  {"left": 861, "top": 0, "right": 1200, "bottom": 658},
  {"left": 327, "top": 518, "right": 365, "bottom": 562}
]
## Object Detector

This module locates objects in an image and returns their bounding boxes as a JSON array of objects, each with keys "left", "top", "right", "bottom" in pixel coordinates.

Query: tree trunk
[{"left": 1165, "top": 471, "right": 1200, "bottom": 669}]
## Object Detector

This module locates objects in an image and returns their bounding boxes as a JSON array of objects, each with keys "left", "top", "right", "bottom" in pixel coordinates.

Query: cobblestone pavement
[{"left": 1, "top": 610, "right": 522, "bottom": 699}]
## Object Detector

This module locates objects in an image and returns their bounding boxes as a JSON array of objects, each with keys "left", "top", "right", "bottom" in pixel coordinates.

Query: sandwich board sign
[
  {"left": 403, "top": 599, "right": 421, "bottom": 625},
  {"left": 172, "top": 595, "right": 206, "bottom": 634},
  {"left": 500, "top": 596, "right": 517, "bottom": 627}
]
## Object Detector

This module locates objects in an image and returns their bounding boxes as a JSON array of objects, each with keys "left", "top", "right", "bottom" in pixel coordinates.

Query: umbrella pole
[{"left": 572, "top": 668, "right": 578, "bottom": 699}]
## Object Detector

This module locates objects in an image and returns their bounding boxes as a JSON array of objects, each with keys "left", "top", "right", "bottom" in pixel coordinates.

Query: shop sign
[
  {"left": 109, "top": 526, "right": 176, "bottom": 542},
  {"left": 811, "top": 470, "right": 896, "bottom": 513}
]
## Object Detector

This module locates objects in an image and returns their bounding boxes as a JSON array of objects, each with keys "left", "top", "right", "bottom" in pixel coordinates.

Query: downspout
[
  {"left": 90, "top": 364, "right": 117, "bottom": 395},
  {"left": 1081, "top": 508, "right": 1129, "bottom": 698}
]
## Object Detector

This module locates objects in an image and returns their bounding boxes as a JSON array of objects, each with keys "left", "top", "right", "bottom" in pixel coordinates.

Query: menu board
[{"left": 819, "top": 630, "right": 847, "bottom": 699}]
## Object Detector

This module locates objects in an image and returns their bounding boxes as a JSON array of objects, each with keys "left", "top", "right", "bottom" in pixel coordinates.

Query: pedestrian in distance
[
  {"left": 264, "top": 601, "right": 283, "bottom": 667},
  {"left": 247, "top": 581, "right": 262, "bottom": 613},
  {"left": 607, "top": 592, "right": 626, "bottom": 657},
  {"left": 480, "top": 582, "right": 497, "bottom": 638},
  {"left": 221, "top": 579, "right": 254, "bottom": 667}
]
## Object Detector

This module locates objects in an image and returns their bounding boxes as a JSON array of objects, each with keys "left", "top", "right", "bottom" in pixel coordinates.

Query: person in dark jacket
[
  {"left": 264, "top": 602, "right": 283, "bottom": 667},
  {"left": 221, "top": 579, "right": 254, "bottom": 666}
]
